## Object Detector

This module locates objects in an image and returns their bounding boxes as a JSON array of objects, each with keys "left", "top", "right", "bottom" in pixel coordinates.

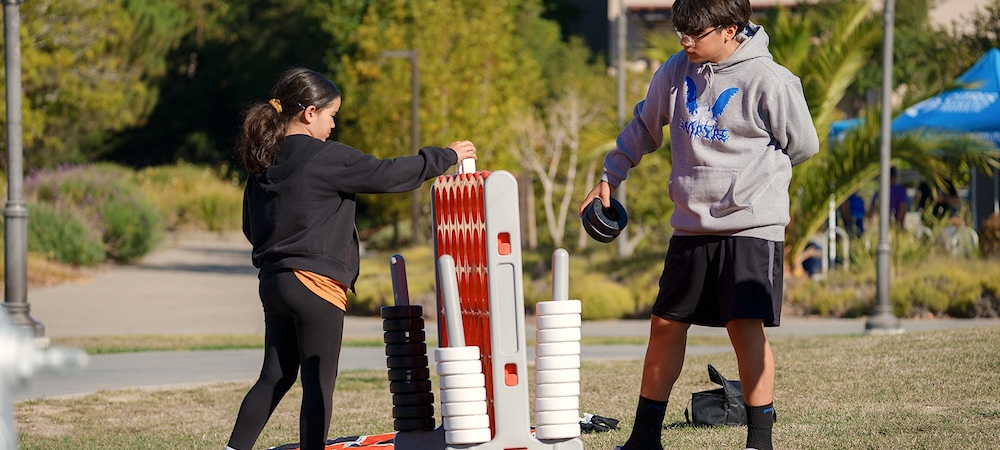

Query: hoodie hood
[{"left": 697, "top": 21, "right": 770, "bottom": 87}]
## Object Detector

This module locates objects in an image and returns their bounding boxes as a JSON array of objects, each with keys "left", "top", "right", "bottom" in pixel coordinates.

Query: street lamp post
[
  {"left": 867, "top": 0, "right": 903, "bottom": 334},
  {"left": 3, "top": 0, "right": 44, "bottom": 338},
  {"left": 613, "top": 0, "right": 631, "bottom": 257},
  {"left": 379, "top": 50, "right": 423, "bottom": 245}
]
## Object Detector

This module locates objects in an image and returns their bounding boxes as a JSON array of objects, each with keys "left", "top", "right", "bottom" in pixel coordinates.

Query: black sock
[
  {"left": 621, "top": 396, "right": 667, "bottom": 450},
  {"left": 745, "top": 403, "right": 776, "bottom": 450}
]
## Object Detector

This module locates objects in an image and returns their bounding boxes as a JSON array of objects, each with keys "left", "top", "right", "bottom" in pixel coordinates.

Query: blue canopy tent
[
  {"left": 893, "top": 48, "right": 1000, "bottom": 147},
  {"left": 893, "top": 48, "right": 1000, "bottom": 231},
  {"left": 831, "top": 49, "right": 1000, "bottom": 231}
]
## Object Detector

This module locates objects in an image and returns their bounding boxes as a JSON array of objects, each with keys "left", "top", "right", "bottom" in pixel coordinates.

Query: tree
[
  {"left": 804, "top": 0, "right": 968, "bottom": 112},
  {"left": 107, "top": 0, "right": 330, "bottom": 167},
  {"left": 333, "top": 0, "right": 598, "bottom": 243},
  {"left": 512, "top": 88, "right": 603, "bottom": 248},
  {"left": 0, "top": 0, "right": 184, "bottom": 168},
  {"left": 949, "top": 0, "right": 1000, "bottom": 71}
]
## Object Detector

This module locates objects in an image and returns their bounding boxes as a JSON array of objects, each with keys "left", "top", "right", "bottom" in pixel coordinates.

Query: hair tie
[{"left": 268, "top": 98, "right": 282, "bottom": 113}]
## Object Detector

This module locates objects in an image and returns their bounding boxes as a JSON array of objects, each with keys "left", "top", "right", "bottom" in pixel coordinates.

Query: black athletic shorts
[{"left": 651, "top": 235, "right": 782, "bottom": 327}]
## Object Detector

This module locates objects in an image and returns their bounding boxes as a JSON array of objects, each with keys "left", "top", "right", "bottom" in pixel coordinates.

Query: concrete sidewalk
[{"left": 12, "top": 233, "right": 1000, "bottom": 401}]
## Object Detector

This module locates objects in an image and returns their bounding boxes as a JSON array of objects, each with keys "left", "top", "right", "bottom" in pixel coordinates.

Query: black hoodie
[{"left": 243, "top": 134, "right": 458, "bottom": 291}]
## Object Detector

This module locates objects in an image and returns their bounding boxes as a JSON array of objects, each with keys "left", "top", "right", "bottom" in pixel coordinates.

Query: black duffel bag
[{"left": 684, "top": 364, "right": 746, "bottom": 427}]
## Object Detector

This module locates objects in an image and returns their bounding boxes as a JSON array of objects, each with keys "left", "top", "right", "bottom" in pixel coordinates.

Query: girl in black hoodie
[{"left": 227, "top": 67, "right": 476, "bottom": 450}]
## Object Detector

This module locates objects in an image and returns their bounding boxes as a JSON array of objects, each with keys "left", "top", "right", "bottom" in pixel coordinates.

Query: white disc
[
  {"left": 440, "top": 386, "right": 487, "bottom": 403},
  {"left": 535, "top": 341, "right": 580, "bottom": 357},
  {"left": 534, "top": 395, "right": 580, "bottom": 412},
  {"left": 535, "top": 354, "right": 580, "bottom": 371},
  {"left": 445, "top": 428, "right": 492, "bottom": 445},
  {"left": 535, "top": 327, "right": 581, "bottom": 343},
  {"left": 439, "top": 373, "right": 486, "bottom": 390},
  {"left": 535, "top": 368, "right": 580, "bottom": 384},
  {"left": 437, "top": 360, "right": 483, "bottom": 376},
  {"left": 435, "top": 346, "right": 480, "bottom": 362},
  {"left": 440, "top": 400, "right": 487, "bottom": 417},
  {"left": 536, "top": 313, "right": 581, "bottom": 330},
  {"left": 535, "top": 300, "right": 582, "bottom": 315},
  {"left": 534, "top": 409, "right": 580, "bottom": 426},
  {"left": 535, "top": 382, "right": 580, "bottom": 398},
  {"left": 534, "top": 423, "right": 581, "bottom": 440},
  {"left": 443, "top": 414, "right": 490, "bottom": 431}
]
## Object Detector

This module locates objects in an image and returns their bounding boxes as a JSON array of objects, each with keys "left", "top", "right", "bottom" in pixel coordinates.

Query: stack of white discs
[
  {"left": 533, "top": 299, "right": 583, "bottom": 440},
  {"left": 435, "top": 346, "right": 491, "bottom": 445}
]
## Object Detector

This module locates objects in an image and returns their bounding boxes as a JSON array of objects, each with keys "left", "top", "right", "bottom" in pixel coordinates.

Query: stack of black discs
[
  {"left": 382, "top": 304, "right": 435, "bottom": 432},
  {"left": 581, "top": 197, "right": 628, "bottom": 243}
]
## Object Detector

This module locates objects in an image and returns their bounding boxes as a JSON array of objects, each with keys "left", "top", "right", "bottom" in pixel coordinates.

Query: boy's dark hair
[{"left": 672, "top": 0, "right": 751, "bottom": 36}]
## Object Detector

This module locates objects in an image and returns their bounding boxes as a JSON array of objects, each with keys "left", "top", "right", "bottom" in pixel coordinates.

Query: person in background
[
  {"left": 227, "top": 67, "right": 476, "bottom": 450},
  {"left": 839, "top": 192, "right": 866, "bottom": 236},
  {"left": 868, "top": 166, "right": 909, "bottom": 226}
]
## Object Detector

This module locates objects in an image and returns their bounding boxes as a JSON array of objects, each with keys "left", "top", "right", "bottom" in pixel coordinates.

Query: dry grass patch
[{"left": 16, "top": 326, "right": 1000, "bottom": 449}]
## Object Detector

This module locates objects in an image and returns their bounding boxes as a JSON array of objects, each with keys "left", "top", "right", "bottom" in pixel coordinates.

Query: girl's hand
[{"left": 448, "top": 140, "right": 477, "bottom": 162}]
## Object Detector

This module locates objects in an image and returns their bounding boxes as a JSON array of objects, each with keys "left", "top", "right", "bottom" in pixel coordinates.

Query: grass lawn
[{"left": 17, "top": 326, "right": 1000, "bottom": 449}]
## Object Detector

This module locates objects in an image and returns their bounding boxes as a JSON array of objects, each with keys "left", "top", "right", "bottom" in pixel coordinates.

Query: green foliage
[
  {"left": 950, "top": 0, "right": 1000, "bottom": 70},
  {"left": 569, "top": 276, "right": 634, "bottom": 320},
  {"left": 787, "top": 249, "right": 1000, "bottom": 319},
  {"left": 849, "top": 0, "right": 958, "bottom": 104},
  {"left": 24, "top": 163, "right": 165, "bottom": 263},
  {"left": 23, "top": 201, "right": 106, "bottom": 266},
  {"left": 0, "top": 0, "right": 186, "bottom": 168},
  {"left": 891, "top": 262, "right": 985, "bottom": 318},
  {"left": 784, "top": 271, "right": 872, "bottom": 317},
  {"left": 134, "top": 163, "right": 243, "bottom": 232},
  {"left": 99, "top": 199, "right": 163, "bottom": 261},
  {"left": 349, "top": 246, "right": 438, "bottom": 316}
]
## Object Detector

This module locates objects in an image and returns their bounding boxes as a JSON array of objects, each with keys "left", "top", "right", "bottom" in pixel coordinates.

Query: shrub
[
  {"left": 784, "top": 270, "right": 872, "bottom": 317},
  {"left": 892, "top": 260, "right": 994, "bottom": 318},
  {"left": 349, "top": 246, "right": 437, "bottom": 316},
  {"left": 23, "top": 201, "right": 106, "bottom": 266},
  {"left": 134, "top": 163, "right": 242, "bottom": 232},
  {"left": 24, "top": 163, "right": 164, "bottom": 263},
  {"left": 570, "top": 277, "right": 635, "bottom": 320},
  {"left": 100, "top": 199, "right": 163, "bottom": 261}
]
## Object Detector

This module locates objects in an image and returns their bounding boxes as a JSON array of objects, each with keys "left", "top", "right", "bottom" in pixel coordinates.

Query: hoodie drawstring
[{"left": 697, "top": 62, "right": 717, "bottom": 89}]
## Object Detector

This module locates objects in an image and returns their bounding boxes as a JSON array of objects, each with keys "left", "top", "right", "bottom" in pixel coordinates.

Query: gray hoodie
[{"left": 603, "top": 23, "right": 819, "bottom": 242}]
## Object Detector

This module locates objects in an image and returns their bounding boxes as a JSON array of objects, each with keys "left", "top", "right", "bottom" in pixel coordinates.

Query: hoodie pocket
[{"left": 670, "top": 166, "right": 752, "bottom": 231}]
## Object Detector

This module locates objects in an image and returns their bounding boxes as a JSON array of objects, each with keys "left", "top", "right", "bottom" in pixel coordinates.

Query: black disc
[
  {"left": 392, "top": 405, "right": 435, "bottom": 419},
  {"left": 383, "top": 330, "right": 426, "bottom": 344},
  {"left": 389, "top": 379, "right": 433, "bottom": 394},
  {"left": 586, "top": 197, "right": 628, "bottom": 235},
  {"left": 382, "top": 318, "right": 424, "bottom": 332},
  {"left": 386, "top": 355, "right": 428, "bottom": 369},
  {"left": 393, "top": 417, "right": 436, "bottom": 432},
  {"left": 387, "top": 367, "right": 431, "bottom": 382},
  {"left": 384, "top": 342, "right": 427, "bottom": 357},
  {"left": 380, "top": 305, "right": 423, "bottom": 320},
  {"left": 392, "top": 392, "right": 434, "bottom": 407},
  {"left": 582, "top": 208, "right": 617, "bottom": 243}
]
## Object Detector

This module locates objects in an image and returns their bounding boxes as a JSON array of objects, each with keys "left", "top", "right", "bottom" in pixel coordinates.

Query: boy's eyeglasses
[{"left": 676, "top": 27, "right": 720, "bottom": 46}]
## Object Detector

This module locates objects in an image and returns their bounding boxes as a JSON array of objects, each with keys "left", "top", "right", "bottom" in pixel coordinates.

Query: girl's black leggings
[{"left": 228, "top": 269, "right": 345, "bottom": 450}]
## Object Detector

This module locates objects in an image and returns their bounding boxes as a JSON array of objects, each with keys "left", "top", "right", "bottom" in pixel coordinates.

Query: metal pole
[
  {"left": 379, "top": 50, "right": 423, "bottom": 245},
  {"left": 614, "top": 0, "right": 631, "bottom": 256},
  {"left": 866, "top": 0, "right": 902, "bottom": 333},
  {"left": 3, "top": 0, "right": 44, "bottom": 339}
]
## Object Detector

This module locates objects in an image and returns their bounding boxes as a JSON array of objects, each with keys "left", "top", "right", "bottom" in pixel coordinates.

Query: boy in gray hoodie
[{"left": 578, "top": 0, "right": 819, "bottom": 448}]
